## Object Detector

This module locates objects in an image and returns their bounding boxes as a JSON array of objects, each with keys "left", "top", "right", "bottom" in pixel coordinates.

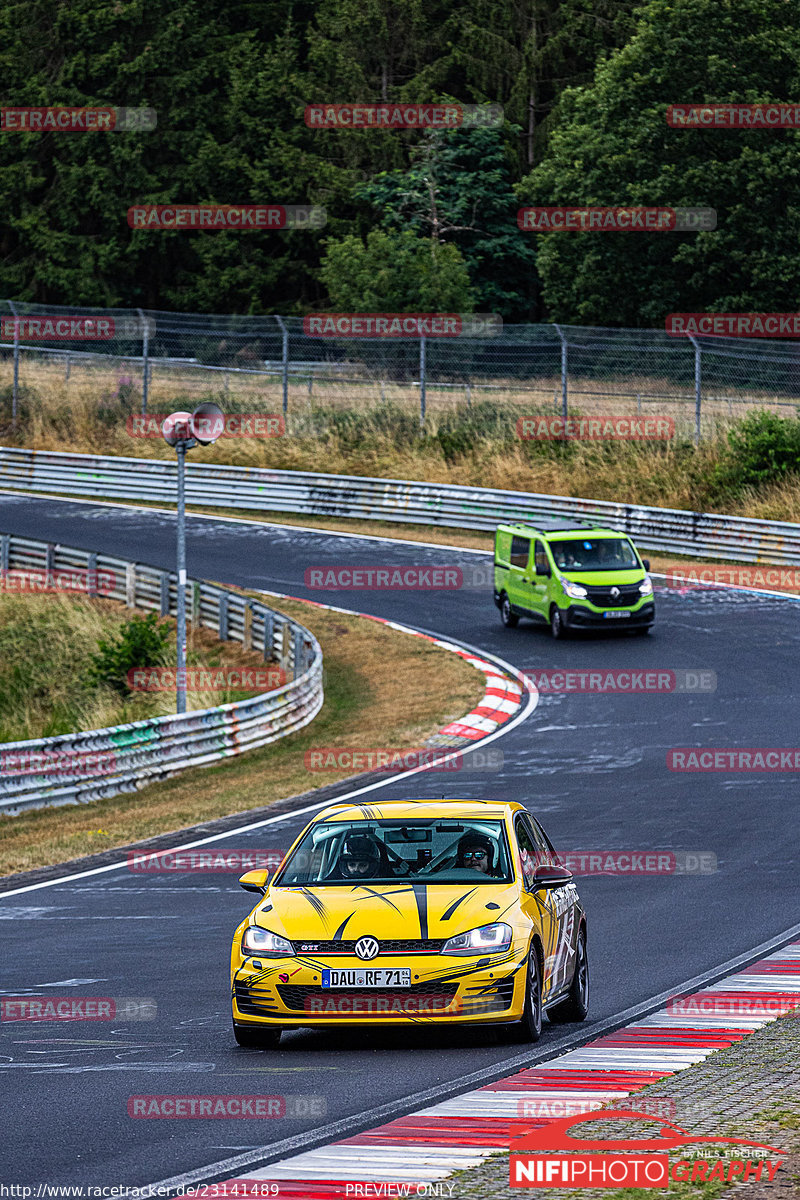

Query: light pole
[{"left": 162, "top": 403, "right": 224, "bottom": 713}]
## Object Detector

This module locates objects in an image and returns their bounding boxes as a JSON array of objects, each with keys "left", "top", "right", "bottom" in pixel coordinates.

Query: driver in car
[
  {"left": 334, "top": 833, "right": 383, "bottom": 880},
  {"left": 455, "top": 832, "right": 495, "bottom": 875}
]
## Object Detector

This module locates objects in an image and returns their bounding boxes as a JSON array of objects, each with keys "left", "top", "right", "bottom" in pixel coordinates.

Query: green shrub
[
  {"left": 715, "top": 411, "right": 800, "bottom": 494},
  {"left": 87, "top": 612, "right": 171, "bottom": 696}
]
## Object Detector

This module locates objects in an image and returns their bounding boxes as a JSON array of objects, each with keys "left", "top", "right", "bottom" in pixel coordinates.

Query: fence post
[
  {"left": 263, "top": 608, "right": 274, "bottom": 661},
  {"left": 275, "top": 316, "right": 289, "bottom": 415},
  {"left": 138, "top": 309, "right": 149, "bottom": 416},
  {"left": 553, "top": 324, "right": 568, "bottom": 424},
  {"left": 160, "top": 572, "right": 170, "bottom": 616},
  {"left": 8, "top": 300, "right": 19, "bottom": 428},
  {"left": 465, "top": 381, "right": 471, "bottom": 406},
  {"left": 688, "top": 334, "right": 702, "bottom": 445},
  {"left": 87, "top": 552, "right": 98, "bottom": 598},
  {"left": 419, "top": 335, "right": 427, "bottom": 426},
  {"left": 64, "top": 351, "right": 71, "bottom": 381}
]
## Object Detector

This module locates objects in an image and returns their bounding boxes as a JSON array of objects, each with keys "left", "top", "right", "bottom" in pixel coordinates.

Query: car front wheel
[
  {"left": 502, "top": 945, "right": 542, "bottom": 1043},
  {"left": 233, "top": 1021, "right": 282, "bottom": 1048},
  {"left": 548, "top": 927, "right": 589, "bottom": 1023}
]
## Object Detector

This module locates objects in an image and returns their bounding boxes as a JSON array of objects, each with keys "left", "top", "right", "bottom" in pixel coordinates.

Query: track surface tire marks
[{"left": 0, "top": 494, "right": 798, "bottom": 1185}]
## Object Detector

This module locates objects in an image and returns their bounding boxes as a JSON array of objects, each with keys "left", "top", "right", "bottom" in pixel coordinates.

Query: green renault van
[{"left": 493, "top": 520, "right": 655, "bottom": 638}]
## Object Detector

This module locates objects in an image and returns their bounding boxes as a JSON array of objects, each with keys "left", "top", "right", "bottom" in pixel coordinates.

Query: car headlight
[
  {"left": 241, "top": 927, "right": 293, "bottom": 957},
  {"left": 639, "top": 575, "right": 653, "bottom": 596},
  {"left": 442, "top": 922, "right": 512, "bottom": 955},
  {"left": 561, "top": 579, "right": 588, "bottom": 600}
]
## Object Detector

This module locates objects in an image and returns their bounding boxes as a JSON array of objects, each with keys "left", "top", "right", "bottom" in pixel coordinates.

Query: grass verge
[{"left": 0, "top": 593, "right": 486, "bottom": 878}]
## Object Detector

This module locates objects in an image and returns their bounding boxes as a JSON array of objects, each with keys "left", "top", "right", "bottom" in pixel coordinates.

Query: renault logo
[
  {"left": 355, "top": 936, "right": 380, "bottom": 960},
  {"left": 610, "top": 587, "right": 620, "bottom": 598}
]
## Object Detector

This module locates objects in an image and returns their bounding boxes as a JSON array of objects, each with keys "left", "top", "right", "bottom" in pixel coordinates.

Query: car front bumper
[
  {"left": 563, "top": 601, "right": 655, "bottom": 629},
  {"left": 231, "top": 953, "right": 526, "bottom": 1028}
]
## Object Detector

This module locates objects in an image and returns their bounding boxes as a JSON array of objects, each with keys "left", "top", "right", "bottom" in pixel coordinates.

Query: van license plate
[{"left": 603, "top": 611, "right": 631, "bottom": 619}]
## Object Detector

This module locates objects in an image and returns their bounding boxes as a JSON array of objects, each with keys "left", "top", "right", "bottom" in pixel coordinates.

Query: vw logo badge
[
  {"left": 355, "top": 936, "right": 380, "bottom": 961},
  {"left": 610, "top": 586, "right": 620, "bottom": 598}
]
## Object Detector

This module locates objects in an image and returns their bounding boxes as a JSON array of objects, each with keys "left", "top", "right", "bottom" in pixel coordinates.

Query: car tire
[
  {"left": 547, "top": 927, "right": 589, "bottom": 1023},
  {"left": 501, "top": 594, "right": 519, "bottom": 628},
  {"left": 501, "top": 944, "right": 543, "bottom": 1043},
  {"left": 550, "top": 606, "right": 565, "bottom": 639},
  {"left": 233, "top": 1021, "right": 282, "bottom": 1048}
]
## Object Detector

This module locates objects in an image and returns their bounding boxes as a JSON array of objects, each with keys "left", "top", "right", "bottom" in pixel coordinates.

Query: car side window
[
  {"left": 510, "top": 535, "right": 530, "bottom": 569},
  {"left": 534, "top": 541, "right": 549, "bottom": 573},
  {"left": 514, "top": 815, "right": 539, "bottom": 889},
  {"left": 527, "top": 815, "right": 556, "bottom": 866}
]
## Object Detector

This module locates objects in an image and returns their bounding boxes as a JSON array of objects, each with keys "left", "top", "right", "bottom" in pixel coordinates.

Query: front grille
[
  {"left": 293, "top": 938, "right": 445, "bottom": 955},
  {"left": 582, "top": 583, "right": 642, "bottom": 608},
  {"left": 277, "top": 981, "right": 458, "bottom": 1010}
]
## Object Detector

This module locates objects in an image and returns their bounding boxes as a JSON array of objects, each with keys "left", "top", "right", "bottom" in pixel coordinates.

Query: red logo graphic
[
  {"left": 303, "top": 313, "right": 501, "bottom": 338},
  {"left": 127, "top": 414, "right": 285, "bottom": 439},
  {"left": 517, "top": 415, "right": 674, "bottom": 441},
  {"left": 518, "top": 207, "right": 676, "bottom": 232},
  {"left": 668, "top": 104, "right": 800, "bottom": 128},
  {"left": 667, "top": 313, "right": 800, "bottom": 337},
  {"left": 509, "top": 1111, "right": 785, "bottom": 1188}
]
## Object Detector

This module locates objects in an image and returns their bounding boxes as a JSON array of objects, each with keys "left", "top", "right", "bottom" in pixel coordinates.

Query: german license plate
[
  {"left": 603, "top": 611, "right": 631, "bottom": 619},
  {"left": 322, "top": 968, "right": 411, "bottom": 988}
]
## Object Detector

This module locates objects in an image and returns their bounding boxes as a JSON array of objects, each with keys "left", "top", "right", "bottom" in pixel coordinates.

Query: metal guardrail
[
  {"left": 0, "top": 532, "right": 323, "bottom": 814},
  {"left": 1, "top": 447, "right": 799, "bottom": 566}
]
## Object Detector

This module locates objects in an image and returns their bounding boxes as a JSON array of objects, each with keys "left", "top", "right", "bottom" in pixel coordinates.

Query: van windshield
[{"left": 550, "top": 538, "right": 638, "bottom": 572}]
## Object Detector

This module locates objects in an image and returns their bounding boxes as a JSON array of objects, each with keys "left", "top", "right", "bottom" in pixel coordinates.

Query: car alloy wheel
[{"left": 548, "top": 927, "right": 589, "bottom": 1023}]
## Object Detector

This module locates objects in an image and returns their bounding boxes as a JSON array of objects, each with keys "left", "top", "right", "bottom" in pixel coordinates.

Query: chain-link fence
[{"left": 2, "top": 300, "right": 800, "bottom": 441}]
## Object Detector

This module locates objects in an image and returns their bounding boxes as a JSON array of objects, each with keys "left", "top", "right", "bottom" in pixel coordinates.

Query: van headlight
[
  {"left": 241, "top": 927, "right": 293, "bottom": 956},
  {"left": 561, "top": 579, "right": 588, "bottom": 599},
  {"left": 639, "top": 575, "right": 653, "bottom": 596},
  {"left": 442, "top": 923, "right": 512, "bottom": 955}
]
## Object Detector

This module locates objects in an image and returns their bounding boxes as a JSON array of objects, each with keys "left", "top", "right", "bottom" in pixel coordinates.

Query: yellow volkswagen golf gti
[{"left": 230, "top": 799, "right": 588, "bottom": 1047}]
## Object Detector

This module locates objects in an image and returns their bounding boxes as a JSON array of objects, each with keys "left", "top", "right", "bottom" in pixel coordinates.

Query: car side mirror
[
  {"left": 239, "top": 868, "right": 269, "bottom": 894},
  {"left": 532, "top": 864, "right": 573, "bottom": 889},
  {"left": 642, "top": 559, "right": 651, "bottom": 572},
  {"left": 535, "top": 563, "right": 551, "bottom": 577}
]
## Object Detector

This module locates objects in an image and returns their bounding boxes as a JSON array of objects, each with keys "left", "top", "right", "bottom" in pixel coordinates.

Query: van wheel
[
  {"left": 550, "top": 607, "right": 565, "bottom": 639},
  {"left": 501, "top": 595, "right": 519, "bottom": 628}
]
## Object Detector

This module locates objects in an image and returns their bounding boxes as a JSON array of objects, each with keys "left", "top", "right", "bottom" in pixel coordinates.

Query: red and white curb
[
  {"left": 217, "top": 940, "right": 800, "bottom": 1195},
  {"left": 256, "top": 590, "right": 527, "bottom": 747}
]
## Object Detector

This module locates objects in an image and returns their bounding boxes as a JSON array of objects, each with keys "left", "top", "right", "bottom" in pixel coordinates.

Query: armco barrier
[
  {"left": 0, "top": 534, "right": 323, "bottom": 814},
  {"left": 0, "top": 447, "right": 799, "bottom": 566}
]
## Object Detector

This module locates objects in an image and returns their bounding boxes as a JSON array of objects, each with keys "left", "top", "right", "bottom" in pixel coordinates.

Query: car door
[
  {"left": 529, "top": 814, "right": 581, "bottom": 996},
  {"left": 514, "top": 812, "right": 559, "bottom": 1003},
  {"left": 508, "top": 534, "right": 532, "bottom": 612},
  {"left": 529, "top": 539, "right": 551, "bottom": 620}
]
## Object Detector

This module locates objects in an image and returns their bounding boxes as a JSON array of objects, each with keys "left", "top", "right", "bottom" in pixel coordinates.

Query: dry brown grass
[{"left": 0, "top": 592, "right": 486, "bottom": 877}]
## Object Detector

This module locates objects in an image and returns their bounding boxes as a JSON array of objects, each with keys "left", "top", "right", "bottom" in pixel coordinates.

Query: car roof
[
  {"left": 314, "top": 798, "right": 525, "bottom": 823},
  {"left": 498, "top": 520, "right": 625, "bottom": 539}
]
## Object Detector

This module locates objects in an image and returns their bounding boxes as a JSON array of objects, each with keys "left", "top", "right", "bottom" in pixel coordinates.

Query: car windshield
[
  {"left": 274, "top": 819, "right": 512, "bottom": 885},
  {"left": 550, "top": 537, "right": 638, "bottom": 572}
]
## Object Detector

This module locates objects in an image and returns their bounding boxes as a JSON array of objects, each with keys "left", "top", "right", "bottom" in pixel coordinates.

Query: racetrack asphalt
[{"left": 0, "top": 492, "right": 798, "bottom": 1187}]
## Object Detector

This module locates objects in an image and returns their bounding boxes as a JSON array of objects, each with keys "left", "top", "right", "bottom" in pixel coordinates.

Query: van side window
[
  {"left": 510, "top": 536, "right": 530, "bottom": 569},
  {"left": 534, "top": 542, "right": 549, "bottom": 573}
]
